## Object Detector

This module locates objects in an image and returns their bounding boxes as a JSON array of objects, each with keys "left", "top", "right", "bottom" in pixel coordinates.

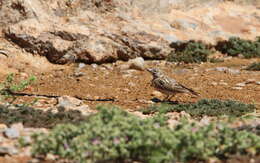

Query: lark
[{"left": 147, "top": 68, "right": 199, "bottom": 101}]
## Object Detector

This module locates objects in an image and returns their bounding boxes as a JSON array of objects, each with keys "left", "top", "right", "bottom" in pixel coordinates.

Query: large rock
[
  {"left": 2, "top": 0, "right": 260, "bottom": 64},
  {"left": 4, "top": 17, "right": 170, "bottom": 64}
]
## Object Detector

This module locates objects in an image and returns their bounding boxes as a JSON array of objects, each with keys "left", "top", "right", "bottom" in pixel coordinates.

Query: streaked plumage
[{"left": 147, "top": 68, "right": 199, "bottom": 101}]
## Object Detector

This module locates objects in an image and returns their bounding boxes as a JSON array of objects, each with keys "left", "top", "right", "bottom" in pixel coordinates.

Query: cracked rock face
[{"left": 1, "top": 0, "right": 260, "bottom": 64}]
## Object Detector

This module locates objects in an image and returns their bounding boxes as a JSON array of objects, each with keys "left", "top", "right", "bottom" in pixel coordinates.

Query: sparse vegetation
[
  {"left": 168, "top": 40, "right": 213, "bottom": 63},
  {"left": 245, "top": 62, "right": 260, "bottom": 71},
  {"left": 215, "top": 37, "right": 260, "bottom": 58},
  {"left": 142, "top": 99, "right": 255, "bottom": 117},
  {"left": 0, "top": 104, "right": 87, "bottom": 128},
  {"left": 0, "top": 73, "right": 36, "bottom": 104},
  {"left": 31, "top": 106, "right": 260, "bottom": 163}
]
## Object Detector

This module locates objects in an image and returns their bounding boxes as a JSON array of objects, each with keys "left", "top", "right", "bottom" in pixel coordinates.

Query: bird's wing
[
  {"left": 154, "top": 77, "right": 199, "bottom": 96},
  {"left": 153, "top": 77, "right": 178, "bottom": 92}
]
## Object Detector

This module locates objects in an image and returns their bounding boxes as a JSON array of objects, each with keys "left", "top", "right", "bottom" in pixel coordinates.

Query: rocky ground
[{"left": 0, "top": 0, "right": 260, "bottom": 162}]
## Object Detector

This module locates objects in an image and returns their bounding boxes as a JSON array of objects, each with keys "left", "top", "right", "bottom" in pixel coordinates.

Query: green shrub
[
  {"left": 0, "top": 73, "right": 36, "bottom": 104},
  {"left": 142, "top": 99, "right": 255, "bottom": 117},
  {"left": 215, "top": 37, "right": 260, "bottom": 58},
  {"left": 31, "top": 106, "right": 260, "bottom": 162},
  {"left": 168, "top": 40, "right": 213, "bottom": 63},
  {"left": 245, "top": 62, "right": 260, "bottom": 71},
  {"left": 0, "top": 104, "right": 87, "bottom": 128}
]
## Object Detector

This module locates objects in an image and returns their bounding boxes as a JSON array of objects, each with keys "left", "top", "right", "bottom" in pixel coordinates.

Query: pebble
[
  {"left": 256, "top": 81, "right": 260, "bottom": 85},
  {"left": 118, "top": 63, "right": 130, "bottom": 71},
  {"left": 215, "top": 67, "right": 228, "bottom": 72},
  {"left": 11, "top": 123, "right": 24, "bottom": 131},
  {"left": 4, "top": 128, "right": 20, "bottom": 139},
  {"left": 245, "top": 79, "right": 256, "bottom": 84},
  {"left": 0, "top": 146, "right": 19, "bottom": 155},
  {"left": 128, "top": 82, "right": 136, "bottom": 87},
  {"left": 215, "top": 67, "right": 240, "bottom": 74},
  {"left": 74, "top": 72, "right": 85, "bottom": 77},
  {"left": 151, "top": 91, "right": 163, "bottom": 97},
  {"left": 46, "top": 153, "right": 56, "bottom": 161},
  {"left": 91, "top": 64, "right": 98, "bottom": 69},
  {"left": 227, "top": 68, "right": 240, "bottom": 75},
  {"left": 236, "top": 83, "right": 246, "bottom": 87},
  {"left": 57, "top": 96, "right": 83, "bottom": 109},
  {"left": 129, "top": 57, "right": 145, "bottom": 71},
  {"left": 0, "top": 124, "right": 7, "bottom": 132},
  {"left": 21, "top": 136, "right": 32, "bottom": 145},
  {"left": 78, "top": 63, "right": 86, "bottom": 69},
  {"left": 211, "top": 82, "right": 218, "bottom": 86},
  {"left": 232, "top": 87, "right": 243, "bottom": 90},
  {"left": 219, "top": 82, "right": 228, "bottom": 86}
]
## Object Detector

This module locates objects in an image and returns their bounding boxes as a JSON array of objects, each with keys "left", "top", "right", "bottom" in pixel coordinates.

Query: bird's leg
[
  {"left": 168, "top": 94, "right": 175, "bottom": 101},
  {"left": 163, "top": 95, "right": 170, "bottom": 102}
]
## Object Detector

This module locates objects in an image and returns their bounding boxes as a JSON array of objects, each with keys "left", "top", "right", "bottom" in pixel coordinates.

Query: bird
[{"left": 147, "top": 68, "right": 199, "bottom": 101}]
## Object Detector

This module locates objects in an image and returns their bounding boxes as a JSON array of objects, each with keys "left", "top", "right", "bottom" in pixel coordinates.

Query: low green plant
[
  {"left": 31, "top": 106, "right": 260, "bottom": 162},
  {"left": 168, "top": 40, "right": 213, "bottom": 63},
  {"left": 142, "top": 99, "right": 255, "bottom": 117},
  {"left": 245, "top": 62, "right": 260, "bottom": 71},
  {"left": 215, "top": 37, "right": 260, "bottom": 58},
  {"left": 0, "top": 104, "right": 87, "bottom": 128},
  {"left": 0, "top": 73, "right": 36, "bottom": 104}
]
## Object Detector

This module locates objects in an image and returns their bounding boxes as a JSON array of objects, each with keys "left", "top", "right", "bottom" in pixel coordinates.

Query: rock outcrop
[{"left": 1, "top": 0, "right": 260, "bottom": 64}]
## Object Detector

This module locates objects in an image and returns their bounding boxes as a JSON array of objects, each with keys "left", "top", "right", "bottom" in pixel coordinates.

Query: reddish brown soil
[{"left": 2, "top": 58, "right": 258, "bottom": 112}]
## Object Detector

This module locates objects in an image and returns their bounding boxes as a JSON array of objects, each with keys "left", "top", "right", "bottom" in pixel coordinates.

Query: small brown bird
[{"left": 147, "top": 68, "right": 199, "bottom": 101}]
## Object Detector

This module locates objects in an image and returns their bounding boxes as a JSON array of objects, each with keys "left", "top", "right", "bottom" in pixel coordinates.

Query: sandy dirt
[{"left": 1, "top": 57, "right": 259, "bottom": 112}]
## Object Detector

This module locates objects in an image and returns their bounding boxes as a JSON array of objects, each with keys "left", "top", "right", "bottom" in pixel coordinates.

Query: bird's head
[{"left": 146, "top": 68, "right": 164, "bottom": 78}]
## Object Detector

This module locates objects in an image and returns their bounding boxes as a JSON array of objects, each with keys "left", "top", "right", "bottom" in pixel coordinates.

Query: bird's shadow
[{"left": 151, "top": 98, "right": 179, "bottom": 105}]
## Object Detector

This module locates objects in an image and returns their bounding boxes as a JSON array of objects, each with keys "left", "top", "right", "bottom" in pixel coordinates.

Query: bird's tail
[
  {"left": 185, "top": 87, "right": 199, "bottom": 96},
  {"left": 189, "top": 88, "right": 199, "bottom": 96},
  {"left": 180, "top": 84, "right": 200, "bottom": 96}
]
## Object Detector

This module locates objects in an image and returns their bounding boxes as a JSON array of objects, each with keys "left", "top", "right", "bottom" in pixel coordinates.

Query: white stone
[
  {"left": 57, "top": 96, "right": 83, "bottom": 109},
  {"left": 129, "top": 57, "right": 145, "bottom": 71},
  {"left": 236, "top": 83, "right": 246, "bottom": 87},
  {"left": 232, "top": 87, "right": 243, "bottom": 90}
]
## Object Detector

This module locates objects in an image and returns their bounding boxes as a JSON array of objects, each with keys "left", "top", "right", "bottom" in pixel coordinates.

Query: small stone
[
  {"left": 101, "top": 64, "right": 113, "bottom": 70},
  {"left": 74, "top": 72, "right": 85, "bottom": 77},
  {"left": 215, "top": 67, "right": 228, "bottom": 72},
  {"left": 78, "top": 63, "right": 86, "bottom": 69},
  {"left": 215, "top": 67, "right": 240, "bottom": 74},
  {"left": 91, "top": 64, "right": 98, "bottom": 69},
  {"left": 117, "top": 63, "right": 130, "bottom": 71},
  {"left": 180, "top": 111, "right": 191, "bottom": 118},
  {"left": 151, "top": 91, "right": 163, "bottom": 97},
  {"left": 256, "top": 81, "right": 260, "bottom": 85},
  {"left": 211, "top": 82, "right": 218, "bottom": 86},
  {"left": 245, "top": 79, "right": 256, "bottom": 84},
  {"left": 219, "top": 82, "right": 228, "bottom": 86},
  {"left": 121, "top": 88, "right": 130, "bottom": 92},
  {"left": 137, "top": 99, "right": 154, "bottom": 104},
  {"left": 129, "top": 57, "right": 145, "bottom": 71},
  {"left": 4, "top": 128, "right": 20, "bottom": 139},
  {"left": 128, "top": 82, "right": 136, "bottom": 87},
  {"left": 0, "top": 124, "right": 7, "bottom": 132},
  {"left": 236, "top": 83, "right": 246, "bottom": 87},
  {"left": 0, "top": 146, "right": 19, "bottom": 155},
  {"left": 28, "top": 159, "right": 40, "bottom": 163},
  {"left": 232, "top": 87, "right": 243, "bottom": 90},
  {"left": 227, "top": 69, "right": 240, "bottom": 75},
  {"left": 73, "top": 105, "right": 91, "bottom": 116},
  {"left": 57, "top": 96, "right": 83, "bottom": 109},
  {"left": 11, "top": 123, "right": 23, "bottom": 131},
  {"left": 21, "top": 136, "right": 32, "bottom": 145},
  {"left": 46, "top": 153, "right": 56, "bottom": 161}
]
